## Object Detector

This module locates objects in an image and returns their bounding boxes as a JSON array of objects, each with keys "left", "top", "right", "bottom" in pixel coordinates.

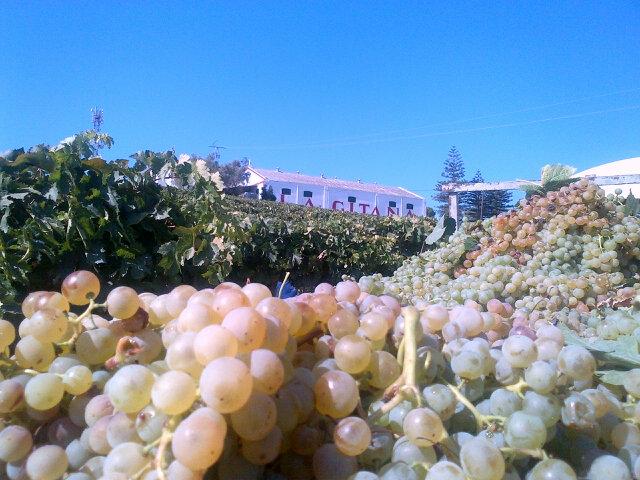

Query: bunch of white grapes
[
  {"left": 361, "top": 179, "right": 640, "bottom": 329},
  {"left": 2, "top": 267, "right": 640, "bottom": 479}
]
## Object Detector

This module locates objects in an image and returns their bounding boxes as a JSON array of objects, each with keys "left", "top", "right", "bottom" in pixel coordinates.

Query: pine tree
[
  {"left": 433, "top": 146, "right": 466, "bottom": 217},
  {"left": 484, "top": 189, "right": 513, "bottom": 217},
  {"left": 461, "top": 170, "right": 486, "bottom": 221}
]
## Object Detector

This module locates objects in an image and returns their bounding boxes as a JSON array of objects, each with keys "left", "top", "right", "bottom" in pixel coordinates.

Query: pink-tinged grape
[
  {"left": 210, "top": 288, "right": 251, "bottom": 319},
  {"left": 62, "top": 365, "right": 93, "bottom": 395},
  {"left": 328, "top": 309, "right": 360, "bottom": 339},
  {"left": 25, "top": 373, "right": 64, "bottom": 410},
  {"left": 335, "top": 281, "right": 361, "bottom": 303},
  {"left": 138, "top": 292, "right": 157, "bottom": 311},
  {"left": 152, "top": 370, "right": 197, "bottom": 415},
  {"left": 334, "top": 334, "right": 371, "bottom": 374},
  {"left": 314, "top": 370, "right": 359, "bottom": 419},
  {"left": 241, "top": 426, "right": 283, "bottom": 465},
  {"left": 453, "top": 307, "right": 484, "bottom": 337},
  {"left": 48, "top": 355, "right": 81, "bottom": 374},
  {"left": 199, "top": 356, "right": 253, "bottom": 413},
  {"left": 107, "top": 286, "right": 140, "bottom": 319},
  {"left": 0, "top": 379, "right": 25, "bottom": 413},
  {"left": 88, "top": 415, "right": 112, "bottom": 455},
  {"left": 420, "top": 305, "right": 449, "bottom": 332},
  {"left": 312, "top": 443, "right": 358, "bottom": 480},
  {"left": 25, "top": 445, "right": 68, "bottom": 480},
  {"left": 15, "top": 335, "right": 55, "bottom": 371},
  {"left": 166, "top": 332, "right": 203, "bottom": 378},
  {"left": 261, "top": 314, "right": 289, "bottom": 353},
  {"left": 177, "top": 303, "right": 219, "bottom": 333},
  {"left": 334, "top": 416, "right": 372, "bottom": 456},
  {"left": 193, "top": 324, "right": 238, "bottom": 365},
  {"left": 221, "top": 307, "right": 267, "bottom": 353},
  {"left": 62, "top": 270, "right": 100, "bottom": 305},
  {"left": 309, "top": 293, "right": 338, "bottom": 323},
  {"left": 502, "top": 335, "right": 538, "bottom": 368},
  {"left": 107, "top": 364, "right": 154, "bottom": 413},
  {"left": 242, "top": 283, "right": 272, "bottom": 307},
  {"left": 368, "top": 350, "right": 401, "bottom": 389},
  {"left": 535, "top": 338, "right": 562, "bottom": 361},
  {"left": 85, "top": 394, "right": 114, "bottom": 427},
  {"left": 230, "top": 391, "right": 277, "bottom": 441},
  {"left": 245, "top": 348, "right": 284, "bottom": 394},
  {"left": 402, "top": 408, "right": 445, "bottom": 447},
  {"left": 22, "top": 291, "right": 49, "bottom": 317},
  {"left": 171, "top": 407, "right": 227, "bottom": 471},
  {"left": 256, "top": 297, "right": 293, "bottom": 331},
  {"left": 611, "top": 422, "right": 640, "bottom": 450},
  {"left": 581, "top": 389, "right": 610, "bottom": 418},
  {"left": 0, "top": 425, "right": 33, "bottom": 462},
  {"left": 106, "top": 412, "right": 141, "bottom": 447},
  {"left": 557, "top": 345, "right": 596, "bottom": 381},
  {"left": 359, "top": 312, "right": 389, "bottom": 341},
  {"left": 186, "top": 289, "right": 215, "bottom": 308},
  {"left": 165, "top": 285, "right": 197, "bottom": 318},
  {"left": 79, "top": 455, "right": 106, "bottom": 478},
  {"left": 459, "top": 437, "right": 505, "bottom": 480},
  {"left": 103, "top": 442, "right": 149, "bottom": 477}
]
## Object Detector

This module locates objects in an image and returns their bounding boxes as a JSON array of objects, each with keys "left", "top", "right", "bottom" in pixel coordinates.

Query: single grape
[
  {"left": 557, "top": 345, "right": 596, "bottom": 381},
  {"left": 75, "top": 328, "right": 118, "bottom": 366},
  {"left": 230, "top": 391, "right": 277, "bottom": 441},
  {"left": 65, "top": 439, "right": 93, "bottom": 469},
  {"left": 334, "top": 334, "right": 372, "bottom": 374},
  {"left": 171, "top": 407, "right": 227, "bottom": 470},
  {"left": 0, "top": 379, "right": 25, "bottom": 413},
  {"left": 378, "top": 461, "right": 418, "bottom": 480},
  {"left": 152, "top": 370, "right": 197, "bottom": 415},
  {"left": 422, "top": 384, "right": 456, "bottom": 420},
  {"left": 391, "top": 435, "right": 436, "bottom": 467},
  {"left": 502, "top": 335, "right": 538, "bottom": 368},
  {"left": 368, "top": 350, "right": 401, "bottom": 389},
  {"left": 587, "top": 455, "right": 631, "bottom": 480},
  {"left": 25, "top": 373, "right": 64, "bottom": 410},
  {"left": 241, "top": 426, "right": 283, "bottom": 465},
  {"left": 489, "top": 388, "right": 522, "bottom": 417},
  {"left": 166, "top": 332, "right": 203, "bottom": 378},
  {"left": 245, "top": 349, "right": 284, "bottom": 394},
  {"left": 524, "top": 360, "right": 558, "bottom": 394},
  {"left": 459, "top": 437, "right": 505, "bottom": 480},
  {"left": 199, "top": 356, "right": 253, "bottom": 413},
  {"left": 136, "top": 404, "right": 168, "bottom": 443},
  {"left": 103, "top": 442, "right": 149, "bottom": 477},
  {"left": 314, "top": 370, "right": 359, "bottom": 419},
  {"left": 15, "top": 335, "right": 55, "bottom": 371},
  {"left": 528, "top": 458, "right": 577, "bottom": 480},
  {"left": 504, "top": 411, "right": 546, "bottom": 449},
  {"left": 25, "top": 445, "right": 69, "bottom": 480},
  {"left": 334, "top": 416, "right": 372, "bottom": 456},
  {"left": 403, "top": 407, "right": 445, "bottom": 447},
  {"left": 62, "top": 270, "right": 101, "bottom": 305},
  {"left": 106, "top": 412, "right": 141, "bottom": 447},
  {"left": 313, "top": 443, "right": 358, "bottom": 480},
  {"left": 0, "top": 425, "right": 33, "bottom": 462},
  {"left": 221, "top": 307, "right": 267, "bottom": 353},
  {"left": 107, "top": 364, "right": 154, "bottom": 413},
  {"left": 193, "top": 324, "right": 238, "bottom": 365},
  {"left": 107, "top": 286, "right": 140, "bottom": 319},
  {"left": 451, "top": 350, "right": 485, "bottom": 379},
  {"left": 62, "top": 365, "right": 93, "bottom": 395}
]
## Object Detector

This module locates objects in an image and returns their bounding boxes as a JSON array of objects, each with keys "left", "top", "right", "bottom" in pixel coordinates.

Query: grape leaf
[
  {"left": 540, "top": 164, "right": 577, "bottom": 186},
  {"left": 596, "top": 370, "right": 627, "bottom": 386},
  {"left": 559, "top": 323, "right": 640, "bottom": 368}
]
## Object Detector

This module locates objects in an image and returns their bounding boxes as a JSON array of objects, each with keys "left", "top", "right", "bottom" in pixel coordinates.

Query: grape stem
[
  {"left": 446, "top": 381, "right": 505, "bottom": 432},
  {"left": 155, "top": 420, "right": 176, "bottom": 480},
  {"left": 277, "top": 272, "right": 291, "bottom": 299},
  {"left": 505, "top": 378, "right": 528, "bottom": 398},
  {"left": 500, "top": 447, "right": 548, "bottom": 461},
  {"left": 369, "top": 307, "right": 423, "bottom": 425},
  {"left": 58, "top": 299, "right": 105, "bottom": 350}
]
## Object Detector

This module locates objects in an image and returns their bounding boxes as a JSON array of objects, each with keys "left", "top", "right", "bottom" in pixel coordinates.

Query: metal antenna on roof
[{"left": 208, "top": 142, "right": 227, "bottom": 162}]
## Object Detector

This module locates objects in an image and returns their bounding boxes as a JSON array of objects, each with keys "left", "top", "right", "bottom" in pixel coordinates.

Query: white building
[
  {"left": 576, "top": 157, "right": 640, "bottom": 196},
  {"left": 246, "top": 167, "right": 426, "bottom": 216}
]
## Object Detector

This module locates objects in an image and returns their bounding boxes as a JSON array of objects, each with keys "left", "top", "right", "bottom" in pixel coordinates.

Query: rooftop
[{"left": 247, "top": 167, "right": 423, "bottom": 199}]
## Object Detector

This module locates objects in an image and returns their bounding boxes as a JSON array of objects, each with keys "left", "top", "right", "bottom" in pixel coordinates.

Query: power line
[{"left": 231, "top": 103, "right": 640, "bottom": 150}]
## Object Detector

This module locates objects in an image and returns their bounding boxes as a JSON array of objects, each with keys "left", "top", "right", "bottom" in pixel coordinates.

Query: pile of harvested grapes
[{"left": 1, "top": 178, "right": 640, "bottom": 480}]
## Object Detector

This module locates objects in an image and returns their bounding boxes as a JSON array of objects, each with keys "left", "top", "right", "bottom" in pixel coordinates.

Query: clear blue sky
[{"left": 2, "top": 1, "right": 639, "bottom": 197}]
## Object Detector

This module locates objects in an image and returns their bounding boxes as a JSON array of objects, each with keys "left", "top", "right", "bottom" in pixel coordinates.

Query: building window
[
  {"left": 388, "top": 201, "right": 397, "bottom": 208},
  {"left": 303, "top": 191, "right": 313, "bottom": 198},
  {"left": 348, "top": 196, "right": 356, "bottom": 203},
  {"left": 406, "top": 203, "right": 414, "bottom": 210},
  {"left": 281, "top": 188, "right": 291, "bottom": 195}
]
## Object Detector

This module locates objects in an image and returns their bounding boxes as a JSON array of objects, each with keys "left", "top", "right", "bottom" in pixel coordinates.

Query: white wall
[{"left": 264, "top": 180, "right": 426, "bottom": 216}]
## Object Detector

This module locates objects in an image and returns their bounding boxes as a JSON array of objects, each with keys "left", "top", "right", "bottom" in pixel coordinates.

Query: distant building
[
  {"left": 246, "top": 167, "right": 426, "bottom": 216},
  {"left": 576, "top": 157, "right": 640, "bottom": 196}
]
